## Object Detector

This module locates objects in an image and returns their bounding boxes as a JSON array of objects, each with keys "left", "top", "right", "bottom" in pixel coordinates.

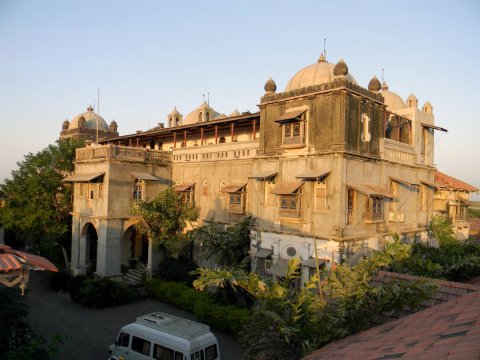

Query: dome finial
[
  {"left": 368, "top": 76, "right": 381, "bottom": 92},
  {"left": 333, "top": 59, "right": 348, "bottom": 77},
  {"left": 87, "top": 105, "right": 94, "bottom": 112},
  {"left": 381, "top": 80, "right": 389, "bottom": 91},
  {"left": 318, "top": 52, "right": 326, "bottom": 63},
  {"left": 264, "top": 77, "right": 277, "bottom": 93}
]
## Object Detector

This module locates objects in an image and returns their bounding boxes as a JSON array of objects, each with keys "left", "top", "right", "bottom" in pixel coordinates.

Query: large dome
[
  {"left": 183, "top": 102, "right": 223, "bottom": 125},
  {"left": 285, "top": 55, "right": 357, "bottom": 92},
  {"left": 69, "top": 105, "right": 109, "bottom": 131},
  {"left": 381, "top": 82, "right": 405, "bottom": 110}
]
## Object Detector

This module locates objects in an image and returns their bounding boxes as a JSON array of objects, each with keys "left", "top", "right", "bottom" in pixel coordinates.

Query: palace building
[{"left": 62, "top": 53, "right": 477, "bottom": 283}]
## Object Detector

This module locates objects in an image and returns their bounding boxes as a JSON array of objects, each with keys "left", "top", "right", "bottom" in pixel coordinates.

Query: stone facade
[{"left": 65, "top": 54, "right": 476, "bottom": 284}]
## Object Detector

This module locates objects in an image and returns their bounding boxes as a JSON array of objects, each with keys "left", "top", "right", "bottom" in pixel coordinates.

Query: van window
[
  {"left": 191, "top": 350, "right": 204, "bottom": 360},
  {"left": 117, "top": 332, "right": 130, "bottom": 347},
  {"left": 205, "top": 345, "right": 218, "bottom": 360},
  {"left": 153, "top": 344, "right": 184, "bottom": 360},
  {"left": 132, "top": 336, "right": 151, "bottom": 356}
]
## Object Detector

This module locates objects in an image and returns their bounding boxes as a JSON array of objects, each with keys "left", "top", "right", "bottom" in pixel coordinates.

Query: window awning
[
  {"left": 302, "top": 258, "right": 325, "bottom": 268},
  {"left": 248, "top": 171, "right": 278, "bottom": 180},
  {"left": 389, "top": 177, "right": 419, "bottom": 187},
  {"left": 255, "top": 248, "right": 273, "bottom": 258},
  {"left": 62, "top": 172, "right": 105, "bottom": 183},
  {"left": 348, "top": 184, "right": 395, "bottom": 198},
  {"left": 296, "top": 171, "right": 331, "bottom": 181},
  {"left": 420, "top": 180, "right": 443, "bottom": 189},
  {"left": 270, "top": 182, "right": 303, "bottom": 195},
  {"left": 455, "top": 194, "right": 471, "bottom": 206},
  {"left": 131, "top": 172, "right": 160, "bottom": 181},
  {"left": 274, "top": 109, "right": 306, "bottom": 124},
  {"left": 421, "top": 123, "right": 448, "bottom": 133},
  {"left": 222, "top": 183, "right": 247, "bottom": 193},
  {"left": 266, "top": 259, "right": 289, "bottom": 277},
  {"left": 175, "top": 183, "right": 195, "bottom": 192}
]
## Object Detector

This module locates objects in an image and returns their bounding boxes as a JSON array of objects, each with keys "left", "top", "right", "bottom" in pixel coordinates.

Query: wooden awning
[
  {"left": 131, "top": 172, "right": 160, "bottom": 181},
  {"left": 222, "top": 183, "right": 247, "bottom": 193},
  {"left": 421, "top": 123, "right": 448, "bottom": 133},
  {"left": 175, "top": 183, "right": 195, "bottom": 192},
  {"left": 389, "top": 177, "right": 419, "bottom": 187},
  {"left": 420, "top": 180, "right": 443, "bottom": 189},
  {"left": 62, "top": 172, "right": 104, "bottom": 182},
  {"left": 0, "top": 245, "right": 58, "bottom": 273},
  {"left": 275, "top": 109, "right": 306, "bottom": 124},
  {"left": 296, "top": 171, "right": 331, "bottom": 181},
  {"left": 270, "top": 182, "right": 303, "bottom": 195},
  {"left": 249, "top": 171, "right": 278, "bottom": 180},
  {"left": 348, "top": 184, "right": 395, "bottom": 198}
]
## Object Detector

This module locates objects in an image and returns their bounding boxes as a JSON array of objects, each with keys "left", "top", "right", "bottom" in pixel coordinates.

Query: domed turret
[
  {"left": 168, "top": 107, "right": 183, "bottom": 127},
  {"left": 368, "top": 76, "right": 381, "bottom": 92},
  {"left": 264, "top": 77, "right": 277, "bottom": 94},
  {"left": 109, "top": 120, "right": 118, "bottom": 132},
  {"left": 285, "top": 54, "right": 357, "bottom": 92},
  {"left": 229, "top": 109, "right": 241, "bottom": 117},
  {"left": 422, "top": 101, "right": 433, "bottom": 114},
  {"left": 68, "top": 106, "right": 109, "bottom": 131},
  {"left": 333, "top": 59, "right": 348, "bottom": 77},
  {"left": 183, "top": 102, "right": 221, "bottom": 125},
  {"left": 381, "top": 81, "right": 406, "bottom": 110},
  {"left": 406, "top": 94, "right": 418, "bottom": 109},
  {"left": 62, "top": 119, "right": 70, "bottom": 131}
]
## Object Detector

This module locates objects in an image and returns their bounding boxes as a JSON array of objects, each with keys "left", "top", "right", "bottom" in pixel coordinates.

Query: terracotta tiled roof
[
  {"left": 0, "top": 245, "right": 58, "bottom": 273},
  {"left": 434, "top": 171, "right": 479, "bottom": 192},
  {"left": 303, "top": 290, "right": 480, "bottom": 360}
]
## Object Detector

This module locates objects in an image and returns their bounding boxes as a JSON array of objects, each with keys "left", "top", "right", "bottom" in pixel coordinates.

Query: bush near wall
[{"left": 145, "top": 279, "right": 250, "bottom": 335}]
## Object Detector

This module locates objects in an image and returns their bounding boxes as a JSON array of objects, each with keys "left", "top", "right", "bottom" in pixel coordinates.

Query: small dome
[
  {"left": 285, "top": 55, "right": 357, "bottom": 92},
  {"left": 264, "top": 77, "right": 277, "bottom": 93},
  {"left": 422, "top": 101, "right": 433, "bottom": 114},
  {"left": 62, "top": 119, "right": 70, "bottom": 130},
  {"left": 381, "top": 81, "right": 405, "bottom": 110},
  {"left": 109, "top": 120, "right": 118, "bottom": 132},
  {"left": 229, "top": 109, "right": 241, "bottom": 117},
  {"left": 406, "top": 93, "right": 418, "bottom": 108},
  {"left": 333, "top": 59, "right": 348, "bottom": 77},
  {"left": 69, "top": 106, "right": 109, "bottom": 131},
  {"left": 368, "top": 76, "right": 381, "bottom": 92},
  {"left": 183, "top": 102, "right": 221, "bottom": 125},
  {"left": 169, "top": 106, "right": 180, "bottom": 116}
]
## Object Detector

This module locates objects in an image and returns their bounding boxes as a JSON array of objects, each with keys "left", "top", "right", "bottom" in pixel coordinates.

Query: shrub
[
  {"left": 157, "top": 256, "right": 199, "bottom": 284},
  {"left": 73, "top": 277, "right": 138, "bottom": 309},
  {"left": 145, "top": 279, "right": 250, "bottom": 335},
  {"left": 46, "top": 271, "right": 71, "bottom": 292},
  {"left": 68, "top": 275, "right": 88, "bottom": 302}
]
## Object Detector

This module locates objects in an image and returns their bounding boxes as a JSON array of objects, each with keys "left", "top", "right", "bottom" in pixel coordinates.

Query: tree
[
  {"left": 131, "top": 188, "right": 199, "bottom": 257},
  {"left": 189, "top": 217, "right": 251, "bottom": 270},
  {"left": 0, "top": 140, "right": 82, "bottom": 267},
  {"left": 193, "top": 240, "right": 436, "bottom": 360}
]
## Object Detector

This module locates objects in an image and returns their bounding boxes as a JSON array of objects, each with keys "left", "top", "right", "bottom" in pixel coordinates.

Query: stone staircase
[{"left": 123, "top": 262, "right": 147, "bottom": 286}]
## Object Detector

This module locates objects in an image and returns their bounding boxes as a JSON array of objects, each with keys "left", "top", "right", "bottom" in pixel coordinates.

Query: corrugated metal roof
[
  {"left": 389, "top": 176, "right": 419, "bottom": 187},
  {"left": 302, "top": 258, "right": 325, "bottom": 268},
  {"left": 248, "top": 171, "right": 278, "bottom": 180},
  {"left": 266, "top": 259, "right": 289, "bottom": 277},
  {"left": 420, "top": 179, "right": 443, "bottom": 189},
  {"left": 62, "top": 172, "right": 105, "bottom": 182},
  {"left": 348, "top": 184, "right": 395, "bottom": 198},
  {"left": 271, "top": 182, "right": 303, "bottom": 195},
  {"left": 255, "top": 248, "right": 273, "bottom": 258},
  {"left": 421, "top": 122, "right": 448, "bottom": 133},
  {"left": 0, "top": 245, "right": 58, "bottom": 273},
  {"left": 131, "top": 172, "right": 159, "bottom": 181},
  {"left": 175, "top": 183, "right": 195, "bottom": 192},
  {"left": 222, "top": 184, "right": 247, "bottom": 193},
  {"left": 0, "top": 253, "right": 23, "bottom": 272},
  {"left": 434, "top": 171, "right": 479, "bottom": 192}
]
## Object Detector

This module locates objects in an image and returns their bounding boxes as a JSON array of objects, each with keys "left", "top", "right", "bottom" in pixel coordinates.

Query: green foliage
[
  {"left": 71, "top": 277, "right": 138, "bottom": 308},
  {"left": 156, "top": 256, "right": 199, "bottom": 284},
  {"left": 131, "top": 188, "right": 198, "bottom": 257},
  {"left": 193, "top": 241, "right": 437, "bottom": 360},
  {"left": 0, "top": 287, "right": 63, "bottom": 360},
  {"left": 45, "top": 271, "right": 71, "bottom": 292},
  {"left": 145, "top": 279, "right": 250, "bottom": 335},
  {"left": 389, "top": 217, "right": 480, "bottom": 281},
  {"left": 0, "top": 140, "right": 83, "bottom": 265},
  {"left": 67, "top": 274, "right": 88, "bottom": 301},
  {"left": 190, "top": 217, "right": 251, "bottom": 270}
]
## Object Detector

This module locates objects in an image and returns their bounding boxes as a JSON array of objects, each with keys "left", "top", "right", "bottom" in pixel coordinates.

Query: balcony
[{"left": 76, "top": 144, "right": 172, "bottom": 164}]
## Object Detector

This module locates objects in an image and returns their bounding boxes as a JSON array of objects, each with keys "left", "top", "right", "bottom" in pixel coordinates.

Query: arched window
[
  {"left": 400, "top": 122, "right": 411, "bottom": 144},
  {"left": 219, "top": 180, "right": 226, "bottom": 195},
  {"left": 202, "top": 180, "right": 208, "bottom": 196},
  {"left": 219, "top": 137, "right": 226, "bottom": 143}
]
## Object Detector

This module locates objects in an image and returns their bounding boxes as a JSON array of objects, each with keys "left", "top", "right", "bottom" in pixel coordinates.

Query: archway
[
  {"left": 81, "top": 223, "right": 98, "bottom": 274},
  {"left": 122, "top": 225, "right": 149, "bottom": 267}
]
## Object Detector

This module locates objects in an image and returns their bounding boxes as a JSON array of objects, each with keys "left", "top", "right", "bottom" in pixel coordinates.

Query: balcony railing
[{"left": 76, "top": 144, "right": 172, "bottom": 164}]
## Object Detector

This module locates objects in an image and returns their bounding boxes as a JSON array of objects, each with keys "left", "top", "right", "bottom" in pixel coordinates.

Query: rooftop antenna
[
  {"left": 323, "top": 38, "right": 327, "bottom": 60},
  {"left": 381, "top": 68, "right": 385, "bottom": 83},
  {"left": 202, "top": 93, "right": 205, "bottom": 103},
  {"left": 96, "top": 89, "right": 100, "bottom": 142},
  {"left": 207, "top": 92, "right": 210, "bottom": 106}
]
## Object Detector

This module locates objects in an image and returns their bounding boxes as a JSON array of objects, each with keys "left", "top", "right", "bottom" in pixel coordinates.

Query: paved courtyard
[{"left": 26, "top": 272, "right": 245, "bottom": 360}]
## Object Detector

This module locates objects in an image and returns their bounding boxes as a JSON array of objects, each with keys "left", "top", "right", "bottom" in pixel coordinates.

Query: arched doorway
[
  {"left": 81, "top": 223, "right": 98, "bottom": 274},
  {"left": 122, "top": 225, "right": 148, "bottom": 268}
]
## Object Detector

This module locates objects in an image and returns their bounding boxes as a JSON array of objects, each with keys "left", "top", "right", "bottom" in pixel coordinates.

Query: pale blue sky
[{"left": 1, "top": 0, "right": 479, "bottom": 196}]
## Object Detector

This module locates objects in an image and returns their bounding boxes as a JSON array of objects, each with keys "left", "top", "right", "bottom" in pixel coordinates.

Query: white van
[{"left": 108, "top": 312, "right": 221, "bottom": 360}]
